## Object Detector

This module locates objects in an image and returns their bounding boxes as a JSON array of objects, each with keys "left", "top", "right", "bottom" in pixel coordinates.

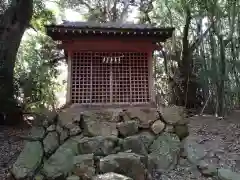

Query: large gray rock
[
  {"left": 99, "top": 152, "right": 146, "bottom": 180},
  {"left": 43, "top": 132, "right": 59, "bottom": 154},
  {"left": 159, "top": 105, "right": 188, "bottom": 125},
  {"left": 183, "top": 138, "right": 207, "bottom": 165},
  {"left": 197, "top": 160, "right": 217, "bottom": 176},
  {"left": 33, "top": 109, "right": 57, "bottom": 127},
  {"left": 56, "top": 125, "right": 69, "bottom": 143},
  {"left": 122, "top": 137, "right": 147, "bottom": 155},
  {"left": 117, "top": 120, "right": 139, "bottom": 137},
  {"left": 72, "top": 154, "right": 95, "bottom": 179},
  {"left": 83, "top": 120, "right": 118, "bottom": 137},
  {"left": 81, "top": 109, "right": 122, "bottom": 122},
  {"left": 41, "top": 137, "right": 80, "bottom": 179},
  {"left": 93, "top": 172, "right": 133, "bottom": 180},
  {"left": 77, "top": 136, "right": 118, "bottom": 156},
  {"left": 28, "top": 126, "right": 46, "bottom": 140},
  {"left": 217, "top": 168, "right": 240, "bottom": 180},
  {"left": 11, "top": 141, "right": 43, "bottom": 179},
  {"left": 137, "top": 131, "right": 156, "bottom": 148},
  {"left": 65, "top": 123, "right": 82, "bottom": 136},
  {"left": 149, "top": 132, "right": 181, "bottom": 171},
  {"left": 122, "top": 133, "right": 153, "bottom": 155},
  {"left": 125, "top": 108, "right": 159, "bottom": 128}
]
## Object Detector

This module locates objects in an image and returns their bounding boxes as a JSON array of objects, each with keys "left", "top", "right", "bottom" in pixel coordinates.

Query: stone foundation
[{"left": 10, "top": 105, "right": 189, "bottom": 180}]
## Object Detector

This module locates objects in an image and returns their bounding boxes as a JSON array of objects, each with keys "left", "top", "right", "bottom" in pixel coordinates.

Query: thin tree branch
[{"left": 189, "top": 22, "right": 214, "bottom": 53}]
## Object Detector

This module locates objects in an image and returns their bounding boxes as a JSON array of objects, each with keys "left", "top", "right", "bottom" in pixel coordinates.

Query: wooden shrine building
[{"left": 46, "top": 21, "right": 174, "bottom": 106}]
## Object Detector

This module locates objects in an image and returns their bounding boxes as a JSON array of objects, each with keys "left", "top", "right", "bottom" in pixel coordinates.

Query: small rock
[
  {"left": 47, "top": 125, "right": 56, "bottom": 132},
  {"left": 56, "top": 125, "right": 69, "bottom": 143},
  {"left": 165, "top": 125, "right": 174, "bottom": 133},
  {"left": 66, "top": 175, "right": 80, "bottom": 180},
  {"left": 117, "top": 120, "right": 138, "bottom": 137},
  {"left": 111, "top": 109, "right": 124, "bottom": 122},
  {"left": 119, "top": 110, "right": 132, "bottom": 121},
  {"left": 65, "top": 123, "right": 82, "bottom": 136},
  {"left": 11, "top": 141, "right": 44, "bottom": 179},
  {"left": 34, "top": 174, "right": 45, "bottom": 180},
  {"left": 174, "top": 125, "right": 189, "bottom": 140},
  {"left": 92, "top": 172, "right": 133, "bottom": 180},
  {"left": 218, "top": 168, "right": 240, "bottom": 180},
  {"left": 73, "top": 154, "right": 95, "bottom": 179},
  {"left": 43, "top": 132, "right": 59, "bottom": 154},
  {"left": 99, "top": 152, "right": 146, "bottom": 180},
  {"left": 83, "top": 120, "right": 118, "bottom": 137},
  {"left": 151, "top": 120, "right": 165, "bottom": 134},
  {"left": 77, "top": 136, "right": 118, "bottom": 156}
]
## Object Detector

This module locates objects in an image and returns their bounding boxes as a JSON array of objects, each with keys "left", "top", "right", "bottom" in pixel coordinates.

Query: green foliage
[
  {"left": 14, "top": 34, "right": 63, "bottom": 113},
  {"left": 1, "top": 0, "right": 237, "bottom": 116},
  {"left": 150, "top": 0, "right": 240, "bottom": 115},
  {"left": 31, "top": 0, "right": 56, "bottom": 32}
]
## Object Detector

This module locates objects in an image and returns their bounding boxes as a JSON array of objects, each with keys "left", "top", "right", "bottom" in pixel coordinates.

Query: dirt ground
[
  {"left": 0, "top": 126, "right": 29, "bottom": 180},
  {"left": 0, "top": 111, "right": 240, "bottom": 180},
  {"left": 188, "top": 111, "right": 240, "bottom": 173}
]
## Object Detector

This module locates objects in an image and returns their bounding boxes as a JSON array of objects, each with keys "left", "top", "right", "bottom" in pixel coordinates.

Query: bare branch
[{"left": 189, "top": 22, "right": 213, "bottom": 53}]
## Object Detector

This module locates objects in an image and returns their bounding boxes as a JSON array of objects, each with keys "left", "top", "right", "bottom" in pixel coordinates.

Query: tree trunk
[
  {"left": 0, "top": 0, "right": 33, "bottom": 125},
  {"left": 179, "top": 6, "right": 195, "bottom": 108},
  {"left": 218, "top": 35, "right": 226, "bottom": 116}
]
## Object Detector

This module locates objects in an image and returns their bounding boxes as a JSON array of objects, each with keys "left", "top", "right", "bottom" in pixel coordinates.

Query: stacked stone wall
[{"left": 9, "top": 105, "right": 189, "bottom": 180}]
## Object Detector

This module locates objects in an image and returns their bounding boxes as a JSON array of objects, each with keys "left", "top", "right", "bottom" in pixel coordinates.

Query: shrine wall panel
[{"left": 71, "top": 51, "right": 150, "bottom": 105}]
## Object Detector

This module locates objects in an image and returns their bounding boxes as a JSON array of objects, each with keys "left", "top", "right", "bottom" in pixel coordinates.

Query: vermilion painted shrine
[{"left": 46, "top": 21, "right": 174, "bottom": 106}]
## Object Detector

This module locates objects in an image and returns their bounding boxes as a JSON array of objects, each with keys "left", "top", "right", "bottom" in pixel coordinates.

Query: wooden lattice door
[{"left": 71, "top": 51, "right": 150, "bottom": 105}]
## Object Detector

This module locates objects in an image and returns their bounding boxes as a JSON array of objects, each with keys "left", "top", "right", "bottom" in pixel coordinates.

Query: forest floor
[
  {"left": 0, "top": 111, "right": 240, "bottom": 180},
  {"left": 160, "top": 110, "right": 240, "bottom": 180}
]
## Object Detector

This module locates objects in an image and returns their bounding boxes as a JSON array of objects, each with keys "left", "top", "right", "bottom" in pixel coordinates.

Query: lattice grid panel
[{"left": 71, "top": 51, "right": 150, "bottom": 104}]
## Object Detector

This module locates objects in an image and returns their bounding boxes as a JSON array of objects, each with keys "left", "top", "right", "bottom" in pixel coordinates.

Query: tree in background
[
  {"left": 46, "top": 0, "right": 240, "bottom": 116},
  {"left": 0, "top": 0, "right": 240, "bottom": 125},
  {"left": 150, "top": 0, "right": 240, "bottom": 116},
  {"left": 0, "top": 0, "right": 33, "bottom": 124},
  {"left": 0, "top": 0, "right": 57, "bottom": 124},
  {"left": 59, "top": 0, "right": 155, "bottom": 22},
  {"left": 15, "top": 34, "right": 64, "bottom": 114}
]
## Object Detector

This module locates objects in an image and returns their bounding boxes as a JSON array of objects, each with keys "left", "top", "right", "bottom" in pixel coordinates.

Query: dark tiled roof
[
  {"left": 46, "top": 20, "right": 173, "bottom": 30},
  {"left": 45, "top": 21, "right": 174, "bottom": 41},
  {"left": 59, "top": 21, "right": 155, "bottom": 29}
]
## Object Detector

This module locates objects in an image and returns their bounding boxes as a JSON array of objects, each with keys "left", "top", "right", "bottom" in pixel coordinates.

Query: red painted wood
[
  {"left": 61, "top": 39, "right": 158, "bottom": 52},
  {"left": 71, "top": 51, "right": 151, "bottom": 104},
  {"left": 65, "top": 39, "right": 154, "bottom": 105}
]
